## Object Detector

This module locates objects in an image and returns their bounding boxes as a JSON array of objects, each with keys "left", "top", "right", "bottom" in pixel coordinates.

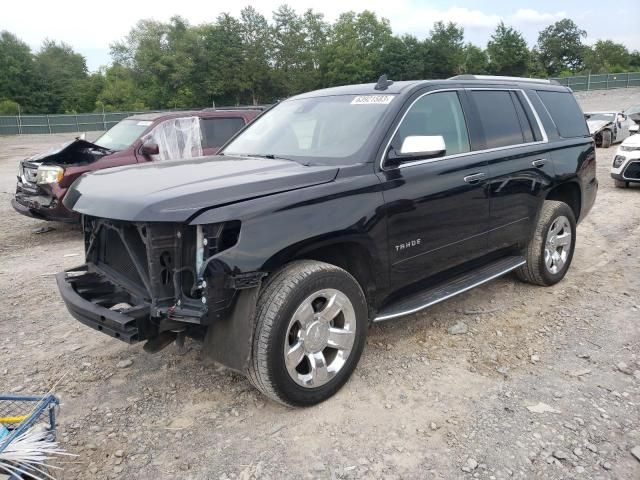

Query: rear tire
[
  {"left": 601, "top": 130, "right": 612, "bottom": 148},
  {"left": 247, "top": 260, "right": 368, "bottom": 406},
  {"left": 614, "top": 179, "right": 629, "bottom": 188},
  {"left": 516, "top": 200, "right": 576, "bottom": 287}
]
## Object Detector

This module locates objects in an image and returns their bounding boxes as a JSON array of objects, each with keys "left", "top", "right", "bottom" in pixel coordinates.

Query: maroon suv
[{"left": 12, "top": 108, "right": 262, "bottom": 222}]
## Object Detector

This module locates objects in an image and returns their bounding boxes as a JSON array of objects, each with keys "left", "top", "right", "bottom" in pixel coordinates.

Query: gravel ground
[{"left": 1, "top": 90, "right": 640, "bottom": 479}]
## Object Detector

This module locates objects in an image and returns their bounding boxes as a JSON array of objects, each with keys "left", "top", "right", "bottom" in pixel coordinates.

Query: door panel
[
  {"left": 466, "top": 89, "right": 553, "bottom": 250},
  {"left": 377, "top": 90, "right": 490, "bottom": 288},
  {"left": 485, "top": 148, "right": 554, "bottom": 249},
  {"left": 378, "top": 157, "right": 490, "bottom": 287}
]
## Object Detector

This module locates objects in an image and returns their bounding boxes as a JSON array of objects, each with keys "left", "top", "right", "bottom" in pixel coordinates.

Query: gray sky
[{"left": 2, "top": 0, "right": 639, "bottom": 72}]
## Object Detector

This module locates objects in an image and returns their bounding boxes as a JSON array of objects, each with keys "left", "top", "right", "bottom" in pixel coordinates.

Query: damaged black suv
[{"left": 57, "top": 75, "right": 597, "bottom": 406}]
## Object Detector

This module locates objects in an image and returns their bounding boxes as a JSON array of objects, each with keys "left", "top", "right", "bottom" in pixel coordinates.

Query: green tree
[
  {"left": 240, "top": 6, "right": 273, "bottom": 104},
  {"left": 0, "top": 31, "right": 37, "bottom": 111},
  {"left": 536, "top": 19, "right": 587, "bottom": 76},
  {"left": 34, "top": 40, "right": 89, "bottom": 113},
  {"left": 323, "top": 11, "right": 393, "bottom": 86},
  {"left": 300, "top": 9, "right": 329, "bottom": 91},
  {"left": 424, "top": 21, "right": 465, "bottom": 78},
  {"left": 199, "top": 15, "right": 247, "bottom": 106},
  {"left": 486, "top": 22, "right": 529, "bottom": 76},
  {"left": 462, "top": 44, "right": 488, "bottom": 74},
  {"left": 630, "top": 51, "right": 640, "bottom": 70},
  {"left": 0, "top": 99, "right": 20, "bottom": 115},
  {"left": 96, "top": 64, "right": 146, "bottom": 111},
  {"left": 379, "top": 35, "right": 424, "bottom": 80},
  {"left": 584, "top": 40, "right": 631, "bottom": 73}
]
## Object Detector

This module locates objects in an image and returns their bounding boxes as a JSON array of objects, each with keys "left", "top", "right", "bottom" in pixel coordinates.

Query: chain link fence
[
  {"left": 0, "top": 110, "right": 172, "bottom": 136},
  {"left": 550, "top": 71, "right": 640, "bottom": 92}
]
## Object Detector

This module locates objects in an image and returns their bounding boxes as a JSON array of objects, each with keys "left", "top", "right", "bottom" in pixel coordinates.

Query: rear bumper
[{"left": 56, "top": 267, "right": 148, "bottom": 343}]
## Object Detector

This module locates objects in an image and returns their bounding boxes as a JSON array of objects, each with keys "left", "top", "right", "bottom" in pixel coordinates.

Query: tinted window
[
  {"left": 471, "top": 91, "right": 524, "bottom": 148},
  {"left": 201, "top": 117, "right": 245, "bottom": 148},
  {"left": 537, "top": 91, "right": 589, "bottom": 138},
  {"left": 393, "top": 91, "right": 470, "bottom": 156},
  {"left": 511, "top": 93, "right": 535, "bottom": 143}
]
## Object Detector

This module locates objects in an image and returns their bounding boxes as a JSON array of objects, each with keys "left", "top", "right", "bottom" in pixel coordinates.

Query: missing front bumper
[{"left": 56, "top": 266, "right": 150, "bottom": 343}]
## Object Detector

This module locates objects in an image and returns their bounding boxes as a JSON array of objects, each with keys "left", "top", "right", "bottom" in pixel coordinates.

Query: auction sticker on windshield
[{"left": 351, "top": 95, "right": 395, "bottom": 105}]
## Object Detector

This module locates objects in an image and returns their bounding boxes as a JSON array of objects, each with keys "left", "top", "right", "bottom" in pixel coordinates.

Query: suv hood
[
  {"left": 621, "top": 133, "right": 640, "bottom": 148},
  {"left": 24, "top": 139, "right": 113, "bottom": 167},
  {"left": 64, "top": 155, "right": 339, "bottom": 222}
]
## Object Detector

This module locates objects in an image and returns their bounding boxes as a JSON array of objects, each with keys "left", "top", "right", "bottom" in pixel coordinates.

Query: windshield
[
  {"left": 222, "top": 94, "right": 396, "bottom": 163},
  {"left": 95, "top": 119, "right": 152, "bottom": 151},
  {"left": 586, "top": 113, "right": 615, "bottom": 122}
]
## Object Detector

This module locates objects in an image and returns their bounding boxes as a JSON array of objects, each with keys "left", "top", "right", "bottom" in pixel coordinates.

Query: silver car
[{"left": 585, "top": 111, "right": 635, "bottom": 148}]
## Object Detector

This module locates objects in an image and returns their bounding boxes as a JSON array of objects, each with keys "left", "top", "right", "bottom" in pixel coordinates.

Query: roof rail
[
  {"left": 202, "top": 105, "right": 271, "bottom": 112},
  {"left": 448, "top": 74, "right": 560, "bottom": 85}
]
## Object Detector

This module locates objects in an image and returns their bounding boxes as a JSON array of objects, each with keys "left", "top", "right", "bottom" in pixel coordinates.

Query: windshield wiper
[{"left": 245, "top": 153, "right": 296, "bottom": 162}]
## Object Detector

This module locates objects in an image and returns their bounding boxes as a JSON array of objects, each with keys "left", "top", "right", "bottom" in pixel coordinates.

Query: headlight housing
[
  {"left": 621, "top": 145, "right": 640, "bottom": 152},
  {"left": 613, "top": 155, "right": 626, "bottom": 168},
  {"left": 36, "top": 165, "right": 64, "bottom": 185}
]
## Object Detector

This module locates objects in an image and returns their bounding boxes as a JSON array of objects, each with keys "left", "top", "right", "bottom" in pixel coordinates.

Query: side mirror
[
  {"left": 141, "top": 140, "right": 159, "bottom": 156},
  {"left": 388, "top": 135, "right": 446, "bottom": 163}
]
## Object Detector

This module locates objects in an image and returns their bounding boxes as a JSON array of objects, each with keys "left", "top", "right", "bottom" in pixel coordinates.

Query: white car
[
  {"left": 585, "top": 111, "right": 635, "bottom": 148},
  {"left": 611, "top": 133, "right": 640, "bottom": 187}
]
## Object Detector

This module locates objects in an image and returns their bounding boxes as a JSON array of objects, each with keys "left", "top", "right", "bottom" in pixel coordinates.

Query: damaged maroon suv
[{"left": 12, "top": 108, "right": 262, "bottom": 222}]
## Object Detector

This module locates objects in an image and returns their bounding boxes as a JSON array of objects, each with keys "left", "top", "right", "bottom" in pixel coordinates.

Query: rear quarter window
[{"left": 536, "top": 91, "right": 589, "bottom": 138}]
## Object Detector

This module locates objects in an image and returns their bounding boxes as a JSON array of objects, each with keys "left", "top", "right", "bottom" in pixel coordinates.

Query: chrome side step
[{"left": 374, "top": 255, "right": 526, "bottom": 322}]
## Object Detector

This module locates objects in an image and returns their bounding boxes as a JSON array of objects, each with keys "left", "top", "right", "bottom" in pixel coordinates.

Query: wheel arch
[
  {"left": 544, "top": 181, "right": 581, "bottom": 221},
  {"left": 261, "top": 237, "right": 383, "bottom": 312}
]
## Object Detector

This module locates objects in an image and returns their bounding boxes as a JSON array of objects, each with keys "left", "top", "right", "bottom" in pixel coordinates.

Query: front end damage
[
  {"left": 13, "top": 140, "right": 113, "bottom": 222},
  {"left": 57, "top": 217, "right": 265, "bottom": 371}
]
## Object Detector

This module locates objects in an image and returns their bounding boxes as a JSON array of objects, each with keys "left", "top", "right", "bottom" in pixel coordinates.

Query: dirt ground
[{"left": 1, "top": 90, "right": 640, "bottom": 480}]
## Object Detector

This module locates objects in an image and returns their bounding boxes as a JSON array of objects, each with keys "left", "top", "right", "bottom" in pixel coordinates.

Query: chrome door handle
[
  {"left": 463, "top": 173, "right": 487, "bottom": 184},
  {"left": 532, "top": 159, "right": 548, "bottom": 168}
]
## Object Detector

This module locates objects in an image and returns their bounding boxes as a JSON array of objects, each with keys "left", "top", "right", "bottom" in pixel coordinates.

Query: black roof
[{"left": 291, "top": 76, "right": 569, "bottom": 101}]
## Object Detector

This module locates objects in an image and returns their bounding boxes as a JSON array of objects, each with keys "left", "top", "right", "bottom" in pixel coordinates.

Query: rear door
[
  {"left": 467, "top": 89, "right": 553, "bottom": 251},
  {"left": 378, "top": 89, "right": 491, "bottom": 288},
  {"left": 200, "top": 116, "right": 246, "bottom": 155}
]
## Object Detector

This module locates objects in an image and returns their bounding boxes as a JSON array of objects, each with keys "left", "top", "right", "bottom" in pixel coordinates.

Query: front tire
[
  {"left": 247, "top": 260, "right": 368, "bottom": 406},
  {"left": 601, "top": 130, "right": 612, "bottom": 148},
  {"left": 516, "top": 200, "right": 576, "bottom": 286}
]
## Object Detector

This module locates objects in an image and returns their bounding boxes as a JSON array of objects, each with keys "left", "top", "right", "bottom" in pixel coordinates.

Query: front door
[{"left": 377, "top": 90, "right": 491, "bottom": 288}]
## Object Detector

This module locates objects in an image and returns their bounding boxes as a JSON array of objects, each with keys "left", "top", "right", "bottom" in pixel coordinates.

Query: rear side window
[
  {"left": 536, "top": 91, "right": 589, "bottom": 138},
  {"left": 471, "top": 90, "right": 525, "bottom": 148},
  {"left": 201, "top": 117, "right": 246, "bottom": 148}
]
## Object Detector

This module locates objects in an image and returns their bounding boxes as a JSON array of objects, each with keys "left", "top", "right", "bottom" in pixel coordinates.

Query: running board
[{"left": 374, "top": 255, "right": 526, "bottom": 322}]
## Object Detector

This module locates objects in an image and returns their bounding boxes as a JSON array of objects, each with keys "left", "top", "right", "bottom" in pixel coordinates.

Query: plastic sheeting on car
[{"left": 145, "top": 116, "right": 203, "bottom": 162}]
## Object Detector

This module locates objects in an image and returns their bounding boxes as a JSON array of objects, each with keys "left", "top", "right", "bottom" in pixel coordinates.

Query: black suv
[{"left": 57, "top": 75, "right": 597, "bottom": 406}]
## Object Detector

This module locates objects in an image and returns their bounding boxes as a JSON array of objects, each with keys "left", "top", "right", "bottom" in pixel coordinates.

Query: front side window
[
  {"left": 471, "top": 90, "right": 526, "bottom": 149},
  {"left": 390, "top": 91, "right": 470, "bottom": 158},
  {"left": 144, "top": 117, "right": 203, "bottom": 161},
  {"left": 223, "top": 94, "right": 395, "bottom": 164}
]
